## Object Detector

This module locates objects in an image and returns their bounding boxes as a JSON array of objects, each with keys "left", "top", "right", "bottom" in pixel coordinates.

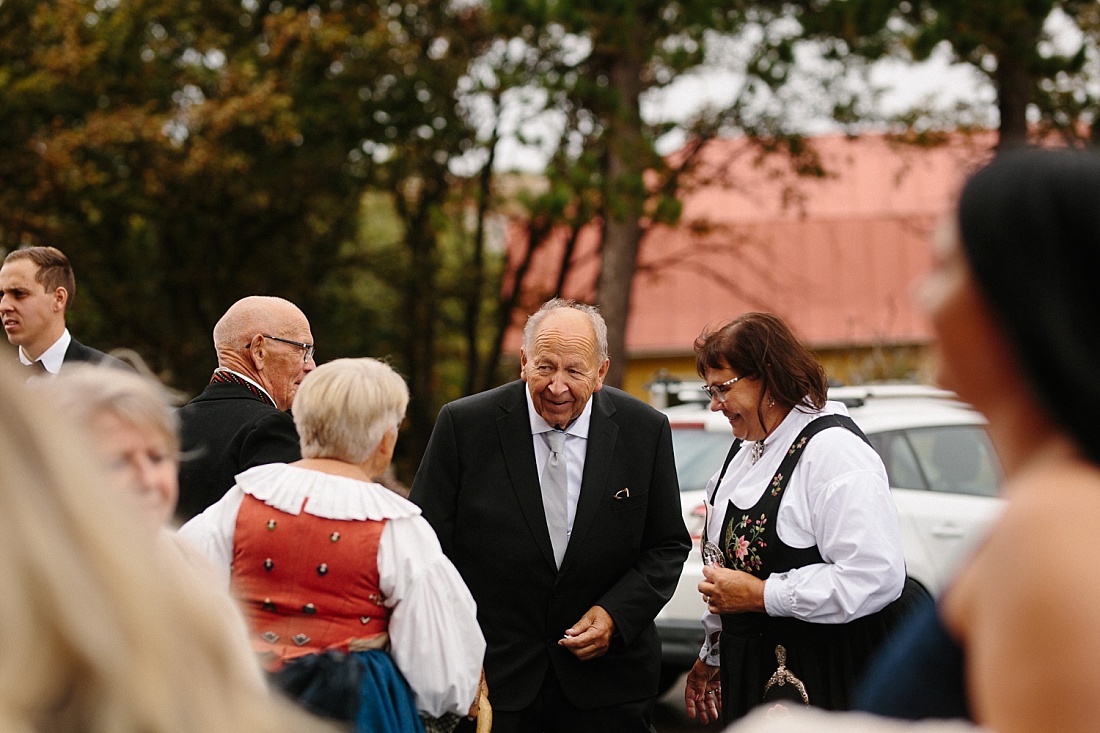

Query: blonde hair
[
  {"left": 0, "top": 362, "right": 334, "bottom": 733},
  {"left": 42, "top": 363, "right": 181, "bottom": 458},
  {"left": 293, "top": 358, "right": 409, "bottom": 463}
]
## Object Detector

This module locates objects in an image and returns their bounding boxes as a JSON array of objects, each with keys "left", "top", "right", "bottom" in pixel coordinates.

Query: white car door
[
  {"left": 868, "top": 424, "right": 1004, "bottom": 594},
  {"left": 891, "top": 487, "right": 1003, "bottom": 594}
]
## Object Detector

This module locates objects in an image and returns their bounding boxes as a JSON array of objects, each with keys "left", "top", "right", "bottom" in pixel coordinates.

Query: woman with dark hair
[
  {"left": 683, "top": 312, "right": 918, "bottom": 725},
  {"left": 847, "top": 148, "right": 1100, "bottom": 733}
]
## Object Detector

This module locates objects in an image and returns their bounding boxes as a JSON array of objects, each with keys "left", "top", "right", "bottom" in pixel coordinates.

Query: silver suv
[{"left": 654, "top": 383, "right": 1004, "bottom": 693}]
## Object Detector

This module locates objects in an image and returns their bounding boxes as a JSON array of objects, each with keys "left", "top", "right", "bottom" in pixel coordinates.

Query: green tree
[
  {"left": 770, "top": 0, "right": 1099, "bottom": 148},
  {"left": 0, "top": 0, "right": 496, "bottom": 475},
  {"left": 482, "top": 0, "right": 824, "bottom": 387}
]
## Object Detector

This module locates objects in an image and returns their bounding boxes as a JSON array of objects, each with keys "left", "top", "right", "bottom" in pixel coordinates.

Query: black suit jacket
[
  {"left": 410, "top": 381, "right": 690, "bottom": 712},
  {"left": 8, "top": 336, "right": 127, "bottom": 374},
  {"left": 63, "top": 337, "right": 128, "bottom": 369},
  {"left": 176, "top": 381, "right": 301, "bottom": 521}
]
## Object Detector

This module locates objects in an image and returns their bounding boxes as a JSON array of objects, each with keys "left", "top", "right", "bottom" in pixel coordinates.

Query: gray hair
[
  {"left": 293, "top": 358, "right": 409, "bottom": 464},
  {"left": 42, "top": 363, "right": 180, "bottom": 456},
  {"left": 523, "top": 298, "right": 609, "bottom": 362}
]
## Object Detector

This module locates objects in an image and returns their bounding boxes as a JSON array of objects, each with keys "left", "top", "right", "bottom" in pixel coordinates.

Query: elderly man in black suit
[
  {"left": 175, "top": 295, "right": 316, "bottom": 521},
  {"left": 1, "top": 246, "right": 122, "bottom": 374},
  {"left": 410, "top": 298, "right": 690, "bottom": 733}
]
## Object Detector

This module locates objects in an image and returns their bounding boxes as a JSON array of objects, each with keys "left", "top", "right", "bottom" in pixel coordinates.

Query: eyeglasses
[
  {"left": 701, "top": 375, "right": 745, "bottom": 403},
  {"left": 257, "top": 334, "right": 315, "bottom": 364}
]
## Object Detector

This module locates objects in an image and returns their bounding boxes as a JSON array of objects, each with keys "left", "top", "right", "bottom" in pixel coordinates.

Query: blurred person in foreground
[
  {"left": 684, "top": 312, "right": 925, "bottom": 726},
  {"left": 845, "top": 149, "right": 1100, "bottom": 733},
  {"left": 0, "top": 359, "right": 332, "bottom": 733},
  {"left": 410, "top": 298, "right": 690, "bottom": 733},
  {"left": 40, "top": 361, "right": 265, "bottom": 691},
  {"left": 180, "top": 357, "right": 485, "bottom": 733},
  {"left": 176, "top": 295, "right": 315, "bottom": 521},
  {"left": 44, "top": 361, "right": 184, "bottom": 531}
]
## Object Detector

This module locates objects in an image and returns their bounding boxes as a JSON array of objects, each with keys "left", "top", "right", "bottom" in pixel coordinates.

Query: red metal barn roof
[{"left": 503, "top": 132, "right": 993, "bottom": 356}]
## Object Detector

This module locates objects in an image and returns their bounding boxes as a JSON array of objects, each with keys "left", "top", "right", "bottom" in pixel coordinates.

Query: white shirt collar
[
  {"left": 524, "top": 384, "right": 594, "bottom": 440},
  {"left": 19, "top": 329, "right": 71, "bottom": 374},
  {"left": 214, "top": 367, "right": 277, "bottom": 406}
]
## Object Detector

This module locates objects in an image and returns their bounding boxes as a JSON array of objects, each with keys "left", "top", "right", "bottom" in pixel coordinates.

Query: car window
[
  {"left": 903, "top": 425, "right": 1001, "bottom": 497},
  {"left": 867, "top": 431, "right": 929, "bottom": 490},
  {"left": 671, "top": 428, "right": 734, "bottom": 493}
]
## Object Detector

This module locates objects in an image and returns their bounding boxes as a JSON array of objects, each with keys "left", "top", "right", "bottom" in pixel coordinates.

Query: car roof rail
[{"left": 828, "top": 383, "right": 960, "bottom": 406}]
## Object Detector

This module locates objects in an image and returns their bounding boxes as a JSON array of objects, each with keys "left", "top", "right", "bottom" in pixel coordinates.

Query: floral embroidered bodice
[{"left": 708, "top": 415, "right": 867, "bottom": 577}]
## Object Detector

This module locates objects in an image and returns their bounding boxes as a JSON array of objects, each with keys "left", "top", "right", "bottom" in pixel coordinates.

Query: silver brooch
[{"left": 750, "top": 440, "right": 766, "bottom": 465}]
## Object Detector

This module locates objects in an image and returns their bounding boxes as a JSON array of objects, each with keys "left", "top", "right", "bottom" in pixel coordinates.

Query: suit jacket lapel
[
  {"left": 496, "top": 383, "right": 558, "bottom": 569},
  {"left": 62, "top": 339, "right": 84, "bottom": 363},
  {"left": 561, "top": 390, "right": 618, "bottom": 572}
]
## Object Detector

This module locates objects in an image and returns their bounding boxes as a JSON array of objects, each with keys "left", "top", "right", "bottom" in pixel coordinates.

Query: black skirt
[{"left": 718, "top": 576, "right": 930, "bottom": 724}]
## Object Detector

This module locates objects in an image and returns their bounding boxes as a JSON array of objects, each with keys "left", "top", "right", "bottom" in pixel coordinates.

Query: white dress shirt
[
  {"left": 699, "top": 400, "right": 905, "bottom": 664},
  {"left": 524, "top": 387, "right": 595, "bottom": 541},
  {"left": 178, "top": 464, "right": 486, "bottom": 718},
  {"left": 18, "top": 328, "right": 70, "bottom": 373}
]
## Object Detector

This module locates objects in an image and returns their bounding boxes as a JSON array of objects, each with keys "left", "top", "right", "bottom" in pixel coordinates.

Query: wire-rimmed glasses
[
  {"left": 253, "top": 334, "right": 316, "bottom": 363},
  {"left": 701, "top": 374, "right": 745, "bottom": 403}
]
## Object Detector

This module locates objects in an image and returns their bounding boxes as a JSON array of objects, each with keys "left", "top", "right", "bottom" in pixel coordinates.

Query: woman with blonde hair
[
  {"left": 180, "top": 357, "right": 485, "bottom": 733},
  {"left": 43, "top": 361, "right": 184, "bottom": 531},
  {"left": 0, "top": 359, "right": 332, "bottom": 732},
  {"left": 39, "top": 362, "right": 268, "bottom": 693}
]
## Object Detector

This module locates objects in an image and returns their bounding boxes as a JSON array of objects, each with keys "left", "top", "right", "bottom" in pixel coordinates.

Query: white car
[{"left": 654, "top": 383, "right": 1004, "bottom": 692}]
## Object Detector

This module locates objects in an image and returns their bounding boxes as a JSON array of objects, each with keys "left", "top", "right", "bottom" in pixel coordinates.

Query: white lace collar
[{"left": 234, "top": 463, "right": 421, "bottom": 521}]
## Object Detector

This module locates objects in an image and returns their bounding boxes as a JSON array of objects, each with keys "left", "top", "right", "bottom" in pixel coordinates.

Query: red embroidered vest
[{"left": 231, "top": 494, "right": 391, "bottom": 670}]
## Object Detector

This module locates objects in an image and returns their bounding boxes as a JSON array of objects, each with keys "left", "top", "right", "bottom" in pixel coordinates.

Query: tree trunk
[
  {"left": 995, "top": 52, "right": 1033, "bottom": 150},
  {"left": 480, "top": 216, "right": 552, "bottom": 392},
  {"left": 595, "top": 43, "right": 645, "bottom": 389},
  {"left": 463, "top": 127, "right": 498, "bottom": 395},
  {"left": 396, "top": 181, "right": 442, "bottom": 480}
]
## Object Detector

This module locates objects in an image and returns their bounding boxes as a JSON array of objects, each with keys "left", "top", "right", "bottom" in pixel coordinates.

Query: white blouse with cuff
[
  {"left": 698, "top": 400, "right": 906, "bottom": 666},
  {"left": 178, "top": 463, "right": 486, "bottom": 719}
]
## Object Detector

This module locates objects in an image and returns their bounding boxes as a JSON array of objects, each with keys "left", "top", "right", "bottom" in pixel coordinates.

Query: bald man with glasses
[{"left": 176, "top": 296, "right": 317, "bottom": 521}]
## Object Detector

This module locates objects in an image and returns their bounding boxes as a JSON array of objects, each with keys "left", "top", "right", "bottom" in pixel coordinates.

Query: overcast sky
[{"left": 484, "top": 8, "right": 1089, "bottom": 173}]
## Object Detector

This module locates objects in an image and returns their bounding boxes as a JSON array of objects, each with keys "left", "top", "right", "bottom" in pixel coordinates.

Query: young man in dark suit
[
  {"left": 1, "top": 246, "right": 121, "bottom": 374},
  {"left": 411, "top": 298, "right": 690, "bottom": 733},
  {"left": 175, "top": 295, "right": 316, "bottom": 521}
]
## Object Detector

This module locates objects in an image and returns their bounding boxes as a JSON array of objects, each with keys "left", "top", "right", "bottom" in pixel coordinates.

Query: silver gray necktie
[{"left": 541, "top": 430, "right": 569, "bottom": 568}]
